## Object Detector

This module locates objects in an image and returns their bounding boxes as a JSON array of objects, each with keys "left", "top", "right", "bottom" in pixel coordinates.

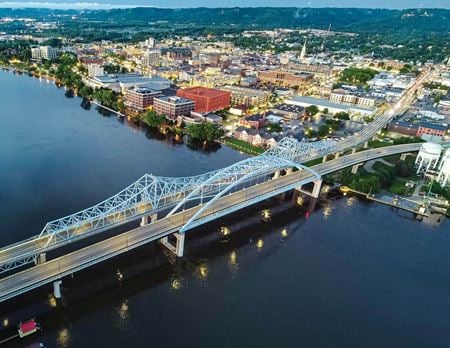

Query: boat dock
[
  {"left": 339, "top": 186, "right": 429, "bottom": 217},
  {"left": 91, "top": 101, "right": 125, "bottom": 117}
]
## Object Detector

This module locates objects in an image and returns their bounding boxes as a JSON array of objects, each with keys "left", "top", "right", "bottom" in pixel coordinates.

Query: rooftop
[
  {"left": 156, "top": 96, "right": 194, "bottom": 104},
  {"left": 178, "top": 86, "right": 230, "bottom": 98},
  {"left": 288, "top": 96, "right": 375, "bottom": 113}
]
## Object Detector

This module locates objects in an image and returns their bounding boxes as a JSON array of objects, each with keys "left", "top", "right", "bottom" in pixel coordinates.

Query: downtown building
[
  {"left": 153, "top": 96, "right": 195, "bottom": 119},
  {"left": 258, "top": 70, "right": 313, "bottom": 87},
  {"left": 176, "top": 86, "right": 230, "bottom": 112},
  {"left": 222, "top": 86, "right": 271, "bottom": 107},
  {"left": 31, "top": 46, "right": 58, "bottom": 61},
  {"left": 124, "top": 86, "right": 162, "bottom": 112}
]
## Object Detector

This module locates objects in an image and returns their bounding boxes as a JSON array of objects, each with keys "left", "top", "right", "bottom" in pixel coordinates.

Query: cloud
[{"left": 0, "top": 2, "right": 148, "bottom": 9}]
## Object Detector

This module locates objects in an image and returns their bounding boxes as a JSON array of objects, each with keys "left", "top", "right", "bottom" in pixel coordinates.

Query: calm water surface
[{"left": 1, "top": 70, "right": 450, "bottom": 347}]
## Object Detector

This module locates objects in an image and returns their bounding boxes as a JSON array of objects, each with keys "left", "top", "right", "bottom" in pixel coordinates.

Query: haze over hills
[
  {"left": 0, "top": 0, "right": 449, "bottom": 9},
  {"left": 1, "top": 7, "right": 449, "bottom": 35}
]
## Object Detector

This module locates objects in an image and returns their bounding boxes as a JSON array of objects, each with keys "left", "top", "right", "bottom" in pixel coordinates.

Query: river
[{"left": 1, "top": 70, "right": 450, "bottom": 347}]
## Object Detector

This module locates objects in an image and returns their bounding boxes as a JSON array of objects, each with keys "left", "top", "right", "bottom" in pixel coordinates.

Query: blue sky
[{"left": 0, "top": 0, "right": 449, "bottom": 9}]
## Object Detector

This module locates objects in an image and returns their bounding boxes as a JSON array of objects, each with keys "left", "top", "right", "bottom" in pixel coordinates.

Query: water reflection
[
  {"left": 118, "top": 300, "right": 129, "bottom": 322},
  {"left": 321, "top": 201, "right": 333, "bottom": 219},
  {"left": 220, "top": 226, "right": 231, "bottom": 237},
  {"left": 261, "top": 209, "right": 271, "bottom": 222},
  {"left": 346, "top": 196, "right": 356, "bottom": 207},
  {"left": 256, "top": 239, "right": 264, "bottom": 251},
  {"left": 171, "top": 277, "right": 184, "bottom": 290},
  {"left": 116, "top": 269, "right": 124, "bottom": 282},
  {"left": 47, "top": 294, "right": 57, "bottom": 308},
  {"left": 228, "top": 250, "right": 239, "bottom": 274},
  {"left": 57, "top": 327, "right": 71, "bottom": 347},
  {"left": 197, "top": 263, "right": 209, "bottom": 279}
]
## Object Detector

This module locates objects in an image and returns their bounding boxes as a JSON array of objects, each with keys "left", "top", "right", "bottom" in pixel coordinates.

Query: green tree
[
  {"left": 141, "top": 111, "right": 167, "bottom": 128},
  {"left": 318, "top": 125, "right": 330, "bottom": 137},
  {"left": 305, "top": 105, "right": 319, "bottom": 116},
  {"left": 187, "top": 123, "right": 223, "bottom": 142},
  {"left": 79, "top": 85, "right": 93, "bottom": 99},
  {"left": 335, "top": 112, "right": 350, "bottom": 120},
  {"left": 340, "top": 67, "right": 377, "bottom": 86}
]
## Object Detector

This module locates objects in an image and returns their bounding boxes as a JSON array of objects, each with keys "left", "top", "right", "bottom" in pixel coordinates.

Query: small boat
[{"left": 18, "top": 319, "right": 41, "bottom": 338}]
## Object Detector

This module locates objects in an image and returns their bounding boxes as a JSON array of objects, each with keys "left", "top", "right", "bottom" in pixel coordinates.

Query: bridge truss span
[{"left": 0, "top": 137, "right": 336, "bottom": 274}]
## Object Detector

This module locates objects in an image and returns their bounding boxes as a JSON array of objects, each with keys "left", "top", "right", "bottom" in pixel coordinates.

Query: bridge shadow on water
[{"left": 0, "top": 189, "right": 336, "bottom": 345}]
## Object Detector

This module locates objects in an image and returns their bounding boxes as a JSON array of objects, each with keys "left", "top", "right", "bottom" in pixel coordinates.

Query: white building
[
  {"left": 31, "top": 46, "right": 57, "bottom": 61},
  {"left": 142, "top": 50, "right": 160, "bottom": 68},
  {"left": 286, "top": 96, "right": 375, "bottom": 116},
  {"left": 147, "top": 37, "right": 157, "bottom": 48},
  {"left": 87, "top": 64, "right": 104, "bottom": 77}
]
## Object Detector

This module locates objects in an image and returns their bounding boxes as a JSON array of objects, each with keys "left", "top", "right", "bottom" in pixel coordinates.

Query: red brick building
[
  {"left": 177, "top": 87, "right": 231, "bottom": 113},
  {"left": 124, "top": 86, "right": 162, "bottom": 112}
]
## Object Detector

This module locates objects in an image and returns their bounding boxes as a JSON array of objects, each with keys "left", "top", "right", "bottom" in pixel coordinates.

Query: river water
[{"left": 1, "top": 70, "right": 450, "bottom": 347}]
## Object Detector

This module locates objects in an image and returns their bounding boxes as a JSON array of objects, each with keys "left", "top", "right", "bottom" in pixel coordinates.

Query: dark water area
[{"left": 1, "top": 70, "right": 450, "bottom": 347}]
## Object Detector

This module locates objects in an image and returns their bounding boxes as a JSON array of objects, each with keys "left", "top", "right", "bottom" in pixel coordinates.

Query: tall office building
[{"left": 142, "top": 50, "right": 161, "bottom": 68}]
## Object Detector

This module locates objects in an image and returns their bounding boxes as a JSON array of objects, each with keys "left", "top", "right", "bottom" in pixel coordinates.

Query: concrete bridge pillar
[
  {"left": 286, "top": 168, "right": 293, "bottom": 175},
  {"left": 322, "top": 155, "right": 327, "bottom": 163},
  {"left": 400, "top": 153, "right": 411, "bottom": 161},
  {"left": 53, "top": 280, "right": 62, "bottom": 299},
  {"left": 273, "top": 170, "right": 280, "bottom": 179},
  {"left": 140, "top": 215, "right": 148, "bottom": 227},
  {"left": 351, "top": 148, "right": 357, "bottom": 154},
  {"left": 364, "top": 141, "right": 369, "bottom": 149},
  {"left": 311, "top": 179, "right": 323, "bottom": 199},
  {"left": 335, "top": 152, "right": 340, "bottom": 159},
  {"left": 161, "top": 233, "right": 185, "bottom": 257},
  {"left": 351, "top": 163, "right": 363, "bottom": 174},
  {"left": 140, "top": 213, "right": 157, "bottom": 227},
  {"left": 35, "top": 253, "right": 46, "bottom": 265},
  {"left": 175, "top": 233, "right": 185, "bottom": 257}
]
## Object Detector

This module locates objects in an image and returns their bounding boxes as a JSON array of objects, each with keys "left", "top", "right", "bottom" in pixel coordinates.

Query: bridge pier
[
  {"left": 400, "top": 153, "right": 412, "bottom": 161},
  {"left": 334, "top": 152, "right": 341, "bottom": 159},
  {"left": 351, "top": 148, "right": 357, "bottom": 154},
  {"left": 296, "top": 178, "right": 323, "bottom": 199},
  {"left": 35, "top": 253, "right": 46, "bottom": 265},
  {"left": 140, "top": 213, "right": 157, "bottom": 227},
  {"left": 364, "top": 141, "right": 369, "bottom": 149},
  {"left": 53, "top": 280, "right": 62, "bottom": 299},
  {"left": 286, "top": 168, "right": 293, "bottom": 175},
  {"left": 351, "top": 163, "right": 363, "bottom": 174},
  {"left": 161, "top": 233, "right": 185, "bottom": 257},
  {"left": 311, "top": 179, "right": 322, "bottom": 198},
  {"left": 322, "top": 155, "right": 327, "bottom": 163},
  {"left": 273, "top": 170, "right": 280, "bottom": 179}
]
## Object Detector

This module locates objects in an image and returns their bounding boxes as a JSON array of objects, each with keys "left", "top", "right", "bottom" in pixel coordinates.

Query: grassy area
[
  {"left": 367, "top": 140, "right": 392, "bottom": 148},
  {"left": 304, "top": 157, "right": 324, "bottom": 167},
  {"left": 222, "top": 137, "right": 265, "bottom": 155},
  {"left": 388, "top": 178, "right": 410, "bottom": 195}
]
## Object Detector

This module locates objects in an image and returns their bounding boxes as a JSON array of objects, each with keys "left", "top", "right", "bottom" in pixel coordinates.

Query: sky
[{"left": 0, "top": 0, "right": 449, "bottom": 9}]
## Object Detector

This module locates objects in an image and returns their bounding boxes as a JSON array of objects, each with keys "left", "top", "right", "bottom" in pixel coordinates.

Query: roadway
[{"left": 3, "top": 141, "right": 448, "bottom": 303}]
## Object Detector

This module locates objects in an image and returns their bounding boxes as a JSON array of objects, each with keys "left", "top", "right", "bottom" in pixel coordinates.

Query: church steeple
[{"left": 300, "top": 39, "right": 307, "bottom": 60}]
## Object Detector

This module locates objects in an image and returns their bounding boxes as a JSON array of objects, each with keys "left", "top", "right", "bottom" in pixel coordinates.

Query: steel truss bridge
[
  {"left": 1, "top": 138, "right": 448, "bottom": 303},
  {"left": 0, "top": 138, "right": 336, "bottom": 275}
]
